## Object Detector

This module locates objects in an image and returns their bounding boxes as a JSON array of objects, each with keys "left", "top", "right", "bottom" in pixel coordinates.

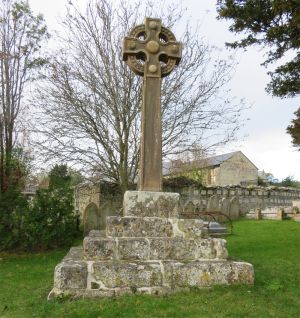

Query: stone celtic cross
[{"left": 123, "top": 18, "right": 182, "bottom": 192}]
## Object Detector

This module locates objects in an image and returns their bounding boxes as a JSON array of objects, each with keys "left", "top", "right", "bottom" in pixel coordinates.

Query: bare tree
[
  {"left": 0, "top": 0, "right": 48, "bottom": 192},
  {"left": 34, "top": 0, "right": 246, "bottom": 193}
]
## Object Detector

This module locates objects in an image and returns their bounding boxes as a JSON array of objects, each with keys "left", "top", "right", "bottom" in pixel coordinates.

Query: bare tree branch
[{"left": 33, "top": 0, "right": 247, "bottom": 192}]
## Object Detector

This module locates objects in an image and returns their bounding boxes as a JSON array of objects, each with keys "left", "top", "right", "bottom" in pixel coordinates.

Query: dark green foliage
[
  {"left": 0, "top": 153, "right": 29, "bottom": 251},
  {"left": 0, "top": 187, "right": 28, "bottom": 250},
  {"left": 0, "top": 149, "right": 28, "bottom": 193},
  {"left": 48, "top": 164, "right": 71, "bottom": 189},
  {"left": 0, "top": 164, "right": 79, "bottom": 251},
  {"left": 216, "top": 0, "right": 300, "bottom": 98},
  {"left": 23, "top": 187, "right": 77, "bottom": 250},
  {"left": 279, "top": 176, "right": 300, "bottom": 189},
  {"left": 163, "top": 176, "right": 204, "bottom": 189},
  {"left": 22, "top": 164, "right": 79, "bottom": 250},
  {"left": 69, "top": 168, "right": 84, "bottom": 187},
  {"left": 287, "top": 108, "right": 300, "bottom": 149},
  {"left": 100, "top": 181, "right": 124, "bottom": 196},
  {"left": 263, "top": 175, "right": 300, "bottom": 188},
  {"left": 268, "top": 54, "right": 300, "bottom": 98}
]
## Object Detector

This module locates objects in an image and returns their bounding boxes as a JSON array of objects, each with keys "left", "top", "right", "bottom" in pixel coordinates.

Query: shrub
[
  {"left": 0, "top": 164, "right": 80, "bottom": 251},
  {"left": 23, "top": 186, "right": 78, "bottom": 250},
  {"left": 22, "top": 164, "right": 79, "bottom": 250},
  {"left": 0, "top": 187, "right": 28, "bottom": 250},
  {"left": 163, "top": 175, "right": 204, "bottom": 189}
]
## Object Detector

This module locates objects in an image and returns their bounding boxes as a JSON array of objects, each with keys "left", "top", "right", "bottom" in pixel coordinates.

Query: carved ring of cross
[{"left": 123, "top": 18, "right": 182, "bottom": 78}]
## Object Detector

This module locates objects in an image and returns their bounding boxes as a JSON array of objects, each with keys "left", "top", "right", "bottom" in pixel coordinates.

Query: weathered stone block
[
  {"left": 93, "top": 261, "right": 162, "bottom": 288},
  {"left": 149, "top": 238, "right": 198, "bottom": 260},
  {"left": 196, "top": 238, "right": 228, "bottom": 259},
  {"left": 149, "top": 238, "right": 227, "bottom": 260},
  {"left": 63, "top": 247, "right": 84, "bottom": 261},
  {"left": 84, "top": 236, "right": 228, "bottom": 262},
  {"left": 170, "top": 261, "right": 254, "bottom": 287},
  {"left": 106, "top": 216, "right": 174, "bottom": 237},
  {"left": 118, "top": 238, "right": 149, "bottom": 260},
  {"left": 123, "top": 191, "right": 179, "bottom": 218},
  {"left": 106, "top": 217, "right": 206, "bottom": 239},
  {"left": 83, "top": 237, "right": 116, "bottom": 260},
  {"left": 213, "top": 238, "right": 228, "bottom": 259},
  {"left": 54, "top": 261, "right": 87, "bottom": 290},
  {"left": 176, "top": 219, "right": 205, "bottom": 238},
  {"left": 88, "top": 230, "right": 106, "bottom": 237}
]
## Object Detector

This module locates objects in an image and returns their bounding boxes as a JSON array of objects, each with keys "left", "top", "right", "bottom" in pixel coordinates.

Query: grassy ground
[{"left": 1, "top": 219, "right": 300, "bottom": 318}]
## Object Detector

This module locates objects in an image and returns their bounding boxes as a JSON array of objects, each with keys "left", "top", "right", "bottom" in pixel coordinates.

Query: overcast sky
[{"left": 29, "top": 0, "right": 300, "bottom": 180}]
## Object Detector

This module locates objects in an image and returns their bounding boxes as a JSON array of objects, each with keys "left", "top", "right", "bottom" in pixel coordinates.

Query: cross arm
[
  {"left": 159, "top": 41, "right": 182, "bottom": 65},
  {"left": 122, "top": 37, "right": 147, "bottom": 62}
]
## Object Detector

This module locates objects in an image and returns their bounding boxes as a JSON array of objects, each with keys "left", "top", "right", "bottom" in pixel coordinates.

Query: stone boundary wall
[
  {"left": 74, "top": 183, "right": 101, "bottom": 220},
  {"left": 75, "top": 183, "right": 300, "bottom": 225},
  {"left": 74, "top": 182, "right": 123, "bottom": 232},
  {"left": 165, "top": 185, "right": 300, "bottom": 218}
]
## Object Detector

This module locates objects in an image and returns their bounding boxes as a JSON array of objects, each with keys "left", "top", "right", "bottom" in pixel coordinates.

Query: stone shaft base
[{"left": 123, "top": 191, "right": 180, "bottom": 218}]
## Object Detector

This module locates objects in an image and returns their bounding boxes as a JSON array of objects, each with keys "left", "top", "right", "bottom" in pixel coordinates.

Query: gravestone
[
  {"left": 276, "top": 208, "right": 285, "bottom": 220},
  {"left": 48, "top": 18, "right": 254, "bottom": 299},
  {"left": 254, "top": 208, "right": 262, "bottom": 220},
  {"left": 83, "top": 203, "right": 100, "bottom": 235},
  {"left": 220, "top": 197, "right": 230, "bottom": 215},
  {"left": 229, "top": 197, "right": 240, "bottom": 219},
  {"left": 207, "top": 195, "right": 220, "bottom": 211},
  {"left": 184, "top": 200, "right": 197, "bottom": 215}
]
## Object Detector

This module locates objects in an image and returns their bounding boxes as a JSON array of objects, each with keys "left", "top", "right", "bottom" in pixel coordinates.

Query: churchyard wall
[
  {"left": 164, "top": 185, "right": 300, "bottom": 218},
  {"left": 75, "top": 183, "right": 300, "bottom": 230},
  {"left": 74, "top": 182, "right": 123, "bottom": 233}
]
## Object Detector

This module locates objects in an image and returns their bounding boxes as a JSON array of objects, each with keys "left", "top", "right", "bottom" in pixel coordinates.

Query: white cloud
[{"left": 238, "top": 132, "right": 300, "bottom": 180}]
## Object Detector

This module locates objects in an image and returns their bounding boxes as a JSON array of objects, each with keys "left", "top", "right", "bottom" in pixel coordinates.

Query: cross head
[{"left": 123, "top": 18, "right": 182, "bottom": 191}]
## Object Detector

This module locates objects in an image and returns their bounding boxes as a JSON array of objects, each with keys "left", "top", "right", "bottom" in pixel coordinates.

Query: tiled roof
[
  {"left": 204, "top": 151, "right": 239, "bottom": 167},
  {"left": 163, "top": 151, "right": 246, "bottom": 176}
]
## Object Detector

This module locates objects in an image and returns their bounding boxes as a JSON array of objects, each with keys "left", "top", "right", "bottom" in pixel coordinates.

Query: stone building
[{"left": 164, "top": 151, "right": 258, "bottom": 186}]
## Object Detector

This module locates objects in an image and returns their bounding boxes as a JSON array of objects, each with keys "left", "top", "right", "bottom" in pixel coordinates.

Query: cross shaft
[{"left": 123, "top": 18, "right": 182, "bottom": 191}]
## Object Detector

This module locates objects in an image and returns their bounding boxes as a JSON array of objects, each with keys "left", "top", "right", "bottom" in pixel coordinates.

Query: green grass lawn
[{"left": 1, "top": 219, "right": 300, "bottom": 318}]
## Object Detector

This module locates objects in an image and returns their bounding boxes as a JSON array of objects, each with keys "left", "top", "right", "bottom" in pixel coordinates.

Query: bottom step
[{"left": 48, "top": 247, "right": 254, "bottom": 299}]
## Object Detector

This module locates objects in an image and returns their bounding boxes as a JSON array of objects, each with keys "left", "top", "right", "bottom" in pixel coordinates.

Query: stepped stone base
[{"left": 48, "top": 191, "right": 254, "bottom": 299}]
